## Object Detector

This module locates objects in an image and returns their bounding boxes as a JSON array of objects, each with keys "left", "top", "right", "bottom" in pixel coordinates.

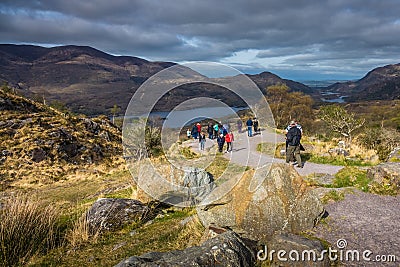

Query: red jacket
[
  {"left": 225, "top": 133, "right": 234, "bottom": 142},
  {"left": 196, "top": 123, "right": 201, "bottom": 133}
]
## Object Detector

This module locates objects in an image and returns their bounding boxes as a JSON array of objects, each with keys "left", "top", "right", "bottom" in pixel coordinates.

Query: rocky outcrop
[
  {"left": 114, "top": 231, "right": 256, "bottom": 267},
  {"left": 197, "top": 163, "right": 325, "bottom": 241},
  {"left": 86, "top": 198, "right": 149, "bottom": 233},
  {"left": 136, "top": 165, "right": 215, "bottom": 206},
  {"left": 367, "top": 162, "right": 400, "bottom": 195}
]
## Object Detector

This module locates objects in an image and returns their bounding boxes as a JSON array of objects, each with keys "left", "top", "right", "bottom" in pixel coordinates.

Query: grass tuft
[{"left": 0, "top": 194, "right": 59, "bottom": 266}]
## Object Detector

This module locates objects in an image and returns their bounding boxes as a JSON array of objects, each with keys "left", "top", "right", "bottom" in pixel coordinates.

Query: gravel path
[
  {"left": 311, "top": 191, "right": 400, "bottom": 266},
  {"left": 189, "top": 129, "right": 343, "bottom": 177}
]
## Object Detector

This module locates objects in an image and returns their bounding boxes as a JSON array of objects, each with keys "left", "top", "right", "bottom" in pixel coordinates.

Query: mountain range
[
  {"left": 0, "top": 44, "right": 399, "bottom": 115},
  {"left": 326, "top": 63, "right": 400, "bottom": 102}
]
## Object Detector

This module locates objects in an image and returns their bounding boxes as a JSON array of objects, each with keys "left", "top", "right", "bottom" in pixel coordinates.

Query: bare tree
[{"left": 319, "top": 104, "right": 365, "bottom": 146}]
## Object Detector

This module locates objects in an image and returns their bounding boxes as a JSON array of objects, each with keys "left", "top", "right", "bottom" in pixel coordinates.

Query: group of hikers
[
  {"left": 186, "top": 121, "right": 235, "bottom": 153},
  {"left": 185, "top": 117, "right": 304, "bottom": 168}
]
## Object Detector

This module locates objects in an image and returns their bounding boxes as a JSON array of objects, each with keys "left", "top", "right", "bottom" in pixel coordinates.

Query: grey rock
[
  {"left": 114, "top": 231, "right": 256, "bottom": 267},
  {"left": 140, "top": 166, "right": 216, "bottom": 206},
  {"left": 197, "top": 163, "right": 325, "bottom": 241},
  {"left": 367, "top": 162, "right": 400, "bottom": 194},
  {"left": 182, "top": 167, "right": 216, "bottom": 204},
  {"left": 86, "top": 198, "right": 149, "bottom": 233},
  {"left": 31, "top": 147, "right": 46, "bottom": 162},
  {"left": 260, "top": 233, "right": 331, "bottom": 267}
]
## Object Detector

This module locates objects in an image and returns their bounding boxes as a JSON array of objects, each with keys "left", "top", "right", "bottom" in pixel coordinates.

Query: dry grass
[
  {"left": 66, "top": 211, "right": 100, "bottom": 249},
  {"left": 0, "top": 194, "right": 59, "bottom": 266}
]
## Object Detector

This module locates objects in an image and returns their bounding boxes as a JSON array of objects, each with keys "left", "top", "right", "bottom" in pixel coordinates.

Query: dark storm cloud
[{"left": 1, "top": 0, "right": 400, "bottom": 79}]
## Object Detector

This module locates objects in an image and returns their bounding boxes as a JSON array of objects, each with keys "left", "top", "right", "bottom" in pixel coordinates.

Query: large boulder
[
  {"left": 86, "top": 198, "right": 149, "bottom": 233},
  {"left": 367, "top": 162, "right": 400, "bottom": 195},
  {"left": 114, "top": 231, "right": 256, "bottom": 267},
  {"left": 197, "top": 163, "right": 325, "bottom": 241},
  {"left": 136, "top": 164, "right": 215, "bottom": 206}
]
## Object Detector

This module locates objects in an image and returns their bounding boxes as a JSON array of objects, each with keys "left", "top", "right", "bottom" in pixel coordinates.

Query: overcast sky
[{"left": 1, "top": 0, "right": 400, "bottom": 81}]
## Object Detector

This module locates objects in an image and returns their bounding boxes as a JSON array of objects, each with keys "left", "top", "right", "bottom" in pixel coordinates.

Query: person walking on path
[
  {"left": 196, "top": 123, "right": 202, "bottom": 135},
  {"left": 186, "top": 128, "right": 191, "bottom": 139},
  {"left": 253, "top": 118, "right": 259, "bottom": 134},
  {"left": 285, "top": 120, "right": 303, "bottom": 134},
  {"left": 199, "top": 132, "right": 206, "bottom": 151},
  {"left": 217, "top": 134, "right": 225, "bottom": 153},
  {"left": 225, "top": 131, "right": 234, "bottom": 152},
  {"left": 246, "top": 118, "right": 253, "bottom": 137},
  {"left": 191, "top": 124, "right": 198, "bottom": 139},
  {"left": 286, "top": 120, "right": 303, "bottom": 168},
  {"left": 213, "top": 123, "right": 219, "bottom": 138},
  {"left": 207, "top": 122, "right": 214, "bottom": 139}
]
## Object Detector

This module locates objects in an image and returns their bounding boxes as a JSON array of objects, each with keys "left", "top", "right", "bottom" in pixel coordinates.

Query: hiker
[
  {"left": 225, "top": 131, "right": 234, "bottom": 152},
  {"left": 186, "top": 128, "right": 191, "bottom": 139},
  {"left": 286, "top": 120, "right": 303, "bottom": 168},
  {"left": 191, "top": 124, "right": 198, "bottom": 139},
  {"left": 207, "top": 122, "right": 214, "bottom": 139},
  {"left": 237, "top": 119, "right": 242, "bottom": 133},
  {"left": 218, "top": 122, "right": 224, "bottom": 135},
  {"left": 246, "top": 118, "right": 253, "bottom": 137},
  {"left": 217, "top": 134, "right": 225, "bottom": 153},
  {"left": 285, "top": 120, "right": 303, "bottom": 134},
  {"left": 253, "top": 118, "right": 259, "bottom": 134},
  {"left": 222, "top": 123, "right": 230, "bottom": 133},
  {"left": 222, "top": 125, "right": 228, "bottom": 136},
  {"left": 196, "top": 122, "right": 202, "bottom": 135},
  {"left": 213, "top": 122, "right": 219, "bottom": 138},
  {"left": 199, "top": 132, "right": 206, "bottom": 151}
]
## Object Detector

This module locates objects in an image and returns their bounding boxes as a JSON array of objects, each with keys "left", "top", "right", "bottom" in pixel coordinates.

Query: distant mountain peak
[{"left": 326, "top": 63, "right": 400, "bottom": 101}]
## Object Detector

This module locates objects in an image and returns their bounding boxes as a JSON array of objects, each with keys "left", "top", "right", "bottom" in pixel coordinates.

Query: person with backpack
[
  {"left": 246, "top": 118, "right": 253, "bottom": 137},
  {"left": 225, "top": 131, "right": 234, "bottom": 152},
  {"left": 286, "top": 120, "right": 303, "bottom": 168},
  {"left": 217, "top": 134, "right": 225, "bottom": 153}
]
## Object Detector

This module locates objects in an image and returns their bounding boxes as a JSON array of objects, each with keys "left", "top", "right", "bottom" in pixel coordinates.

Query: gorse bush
[{"left": 0, "top": 194, "right": 59, "bottom": 266}]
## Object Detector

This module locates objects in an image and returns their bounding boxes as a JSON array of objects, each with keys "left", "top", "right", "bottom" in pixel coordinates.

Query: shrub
[{"left": 0, "top": 194, "right": 59, "bottom": 266}]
